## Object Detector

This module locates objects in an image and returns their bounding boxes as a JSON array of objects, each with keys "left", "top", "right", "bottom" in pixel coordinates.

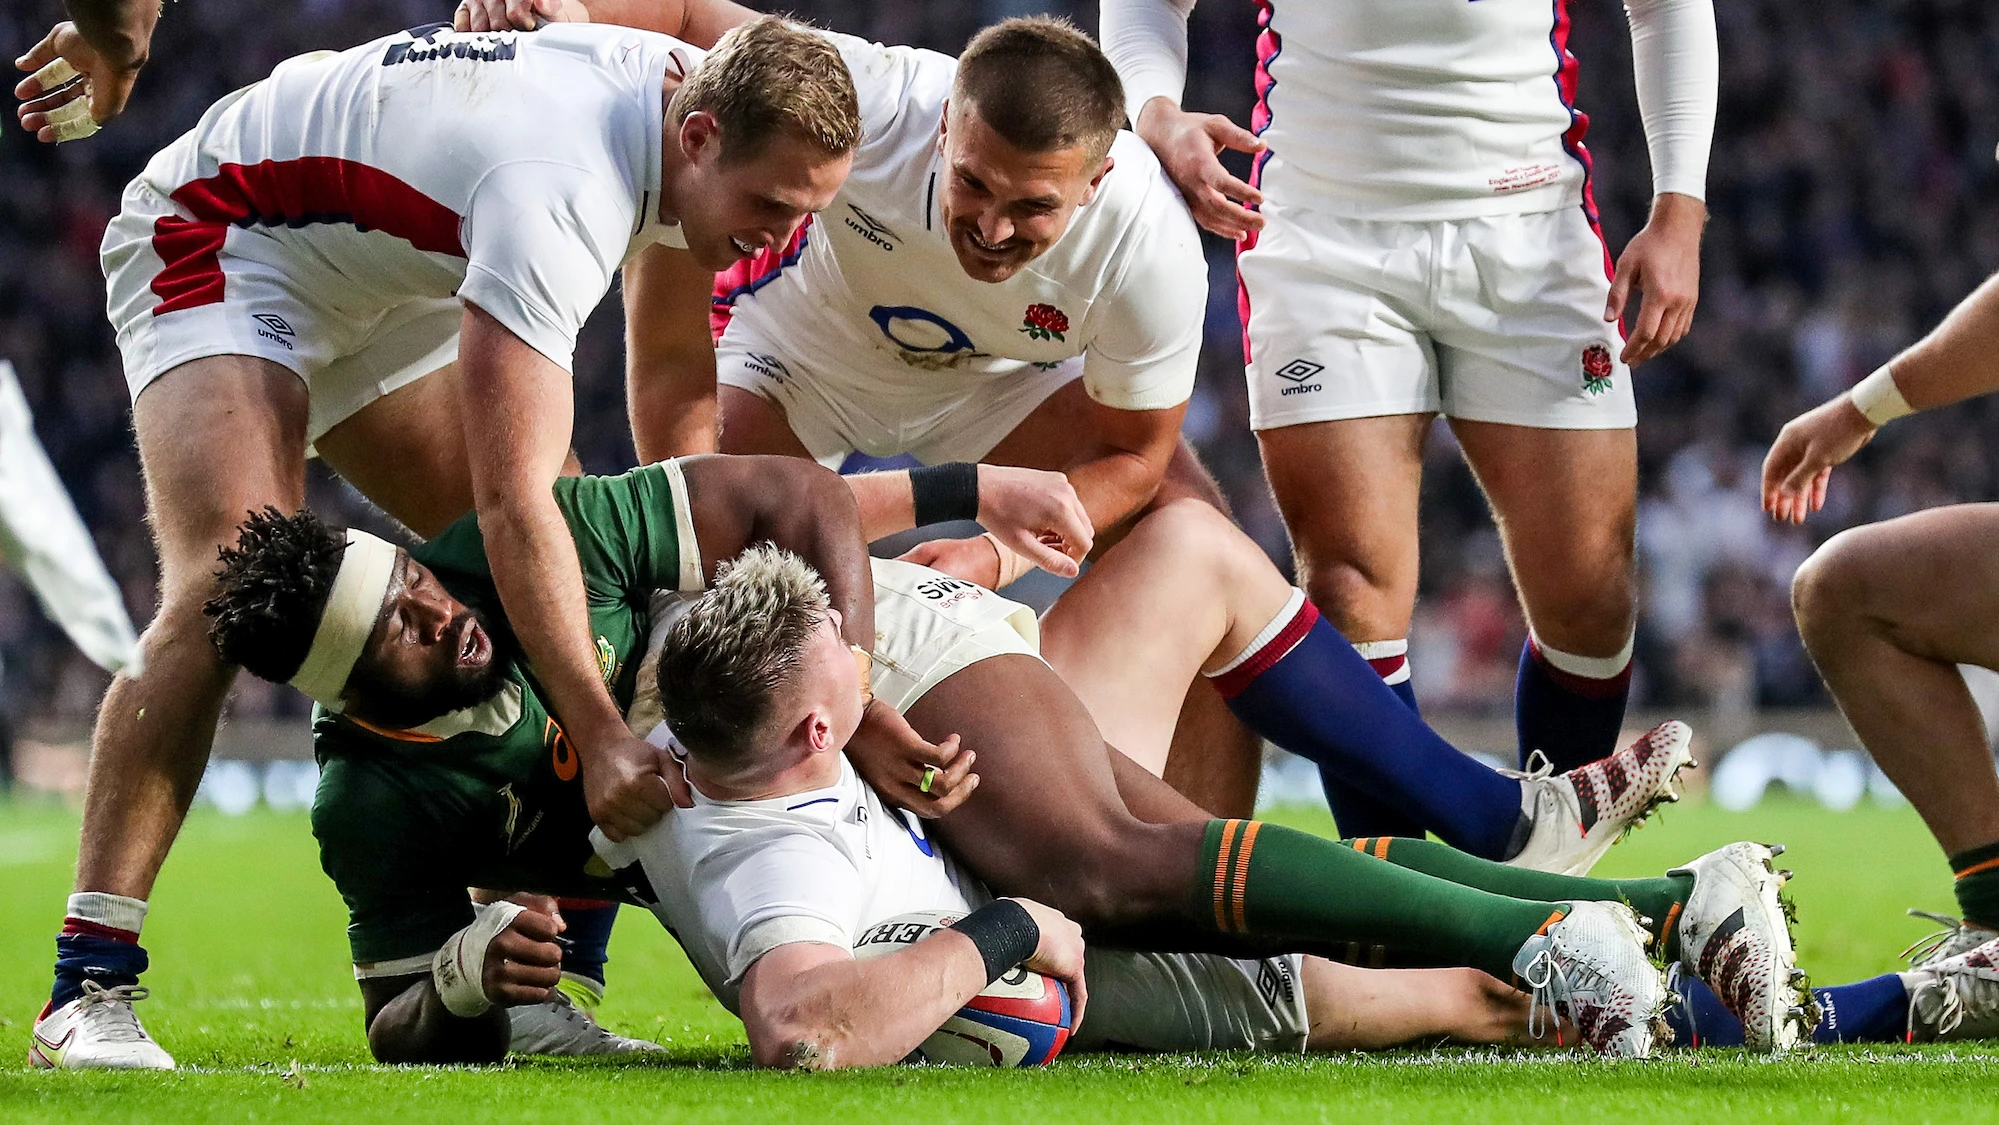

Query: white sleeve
[
  {"left": 698, "top": 833, "right": 865, "bottom": 984},
  {"left": 1082, "top": 200, "right": 1205, "bottom": 412},
  {"left": 1625, "top": 0, "right": 1718, "bottom": 201},
  {"left": 457, "top": 162, "right": 634, "bottom": 372},
  {"left": 1101, "top": 0, "right": 1197, "bottom": 125}
]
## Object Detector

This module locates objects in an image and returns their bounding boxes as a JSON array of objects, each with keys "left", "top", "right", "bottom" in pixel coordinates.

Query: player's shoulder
[{"left": 1050, "top": 132, "right": 1202, "bottom": 284}]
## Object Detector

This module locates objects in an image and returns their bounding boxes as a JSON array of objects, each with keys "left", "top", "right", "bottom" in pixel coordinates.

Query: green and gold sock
[
  {"left": 1199, "top": 819, "right": 1568, "bottom": 980},
  {"left": 1346, "top": 835, "right": 1697, "bottom": 958},
  {"left": 1949, "top": 840, "right": 1999, "bottom": 930}
]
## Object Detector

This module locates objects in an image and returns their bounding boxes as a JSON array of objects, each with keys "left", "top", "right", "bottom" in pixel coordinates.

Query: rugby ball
[{"left": 853, "top": 909, "right": 1073, "bottom": 1067}]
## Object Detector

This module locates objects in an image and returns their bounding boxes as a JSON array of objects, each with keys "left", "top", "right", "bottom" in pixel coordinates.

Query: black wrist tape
[
  {"left": 950, "top": 899, "right": 1041, "bottom": 984},
  {"left": 909, "top": 462, "right": 981, "bottom": 527}
]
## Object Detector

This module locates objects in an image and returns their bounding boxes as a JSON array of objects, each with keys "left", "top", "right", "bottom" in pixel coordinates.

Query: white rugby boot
[
  {"left": 1669, "top": 842, "right": 1814, "bottom": 1053},
  {"left": 1505, "top": 720, "right": 1696, "bottom": 877},
  {"left": 508, "top": 977, "right": 662, "bottom": 1057},
  {"left": 1902, "top": 910, "right": 1999, "bottom": 968},
  {"left": 27, "top": 982, "right": 176, "bottom": 1070},
  {"left": 1512, "top": 900, "right": 1670, "bottom": 1058},
  {"left": 1907, "top": 934, "right": 1999, "bottom": 1042}
]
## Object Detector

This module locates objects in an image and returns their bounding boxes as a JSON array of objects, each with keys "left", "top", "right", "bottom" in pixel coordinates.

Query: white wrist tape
[
  {"left": 981, "top": 533, "right": 1032, "bottom": 589},
  {"left": 432, "top": 901, "right": 526, "bottom": 1018},
  {"left": 1850, "top": 365, "right": 1915, "bottom": 427}
]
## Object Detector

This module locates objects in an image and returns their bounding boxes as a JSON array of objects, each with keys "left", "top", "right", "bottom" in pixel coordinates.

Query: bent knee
[{"left": 1791, "top": 529, "right": 1879, "bottom": 633}]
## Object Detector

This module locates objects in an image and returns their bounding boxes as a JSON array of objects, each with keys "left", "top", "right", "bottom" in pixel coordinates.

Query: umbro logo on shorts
[
  {"left": 252, "top": 313, "right": 296, "bottom": 350},
  {"left": 1274, "top": 358, "right": 1323, "bottom": 396}
]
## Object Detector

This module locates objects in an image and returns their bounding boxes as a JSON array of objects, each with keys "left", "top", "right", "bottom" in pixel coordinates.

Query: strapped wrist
[
  {"left": 432, "top": 901, "right": 526, "bottom": 1017},
  {"left": 951, "top": 900, "right": 1041, "bottom": 984},
  {"left": 1850, "top": 365, "right": 1914, "bottom": 428},
  {"left": 909, "top": 462, "right": 981, "bottom": 528}
]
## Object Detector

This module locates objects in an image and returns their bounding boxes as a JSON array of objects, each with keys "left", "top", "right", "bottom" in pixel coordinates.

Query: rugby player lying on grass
[{"left": 204, "top": 457, "right": 1806, "bottom": 1060}]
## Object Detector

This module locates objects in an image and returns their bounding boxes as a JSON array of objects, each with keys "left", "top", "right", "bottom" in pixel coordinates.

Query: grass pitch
[{"left": 1, "top": 794, "right": 1995, "bottom": 1123}]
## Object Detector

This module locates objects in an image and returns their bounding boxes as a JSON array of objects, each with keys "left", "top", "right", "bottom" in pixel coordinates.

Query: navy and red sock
[
  {"left": 1514, "top": 632, "right": 1633, "bottom": 773},
  {"left": 554, "top": 898, "right": 617, "bottom": 988},
  {"left": 1665, "top": 970, "right": 1909, "bottom": 1046},
  {"left": 1317, "top": 639, "right": 1429, "bottom": 842},
  {"left": 1208, "top": 592, "right": 1527, "bottom": 860},
  {"left": 50, "top": 893, "right": 149, "bottom": 1012}
]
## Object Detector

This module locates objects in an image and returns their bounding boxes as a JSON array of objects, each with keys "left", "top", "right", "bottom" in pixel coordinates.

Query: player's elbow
[{"left": 745, "top": 1009, "right": 855, "bottom": 1071}]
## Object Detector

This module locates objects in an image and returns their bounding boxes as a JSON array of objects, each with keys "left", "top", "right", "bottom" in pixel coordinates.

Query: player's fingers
[
  {"left": 1206, "top": 115, "right": 1264, "bottom": 156},
  {"left": 14, "top": 26, "right": 61, "bottom": 78},
  {"left": 1622, "top": 299, "right": 1666, "bottom": 365},
  {"left": 507, "top": 0, "right": 543, "bottom": 29},
  {"left": 492, "top": 931, "right": 564, "bottom": 972},
  {"left": 932, "top": 747, "right": 975, "bottom": 794},
  {"left": 1067, "top": 968, "right": 1087, "bottom": 1031},
  {"left": 894, "top": 541, "right": 945, "bottom": 567},
  {"left": 18, "top": 84, "right": 84, "bottom": 122},
  {"left": 1211, "top": 170, "right": 1263, "bottom": 210},
  {"left": 1604, "top": 265, "right": 1635, "bottom": 325},
  {"left": 492, "top": 981, "right": 556, "bottom": 1007},
  {"left": 1811, "top": 467, "right": 1831, "bottom": 513},
  {"left": 1009, "top": 533, "right": 1078, "bottom": 578},
  {"left": 504, "top": 910, "right": 563, "bottom": 945},
  {"left": 629, "top": 770, "right": 679, "bottom": 815}
]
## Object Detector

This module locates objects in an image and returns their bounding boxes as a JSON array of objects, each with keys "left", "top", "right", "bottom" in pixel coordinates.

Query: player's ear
[
  {"left": 1080, "top": 155, "right": 1114, "bottom": 206},
  {"left": 679, "top": 110, "right": 722, "bottom": 166}
]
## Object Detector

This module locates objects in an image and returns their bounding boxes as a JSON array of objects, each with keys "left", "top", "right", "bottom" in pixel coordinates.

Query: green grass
[{"left": 1, "top": 794, "right": 1994, "bottom": 1123}]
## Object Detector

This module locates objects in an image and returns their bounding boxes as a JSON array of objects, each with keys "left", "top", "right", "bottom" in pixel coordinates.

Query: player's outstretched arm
[
  {"left": 847, "top": 464, "right": 1092, "bottom": 576},
  {"left": 1763, "top": 269, "right": 1999, "bottom": 523},
  {"left": 455, "top": 0, "right": 755, "bottom": 43},
  {"left": 738, "top": 900, "right": 1084, "bottom": 1070},
  {"left": 459, "top": 304, "right": 679, "bottom": 842},
  {"left": 357, "top": 905, "right": 564, "bottom": 1064},
  {"left": 13, "top": 0, "right": 158, "bottom": 143},
  {"left": 624, "top": 245, "right": 720, "bottom": 461}
]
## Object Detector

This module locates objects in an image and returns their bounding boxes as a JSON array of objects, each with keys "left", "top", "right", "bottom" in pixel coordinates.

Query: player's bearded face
[
  {"left": 939, "top": 104, "right": 1109, "bottom": 284},
  {"left": 347, "top": 560, "right": 513, "bottom": 728},
  {"left": 673, "top": 117, "right": 851, "bottom": 272}
]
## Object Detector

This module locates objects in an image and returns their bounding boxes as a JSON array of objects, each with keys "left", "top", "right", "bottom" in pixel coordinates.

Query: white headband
[{"left": 289, "top": 529, "right": 401, "bottom": 709}]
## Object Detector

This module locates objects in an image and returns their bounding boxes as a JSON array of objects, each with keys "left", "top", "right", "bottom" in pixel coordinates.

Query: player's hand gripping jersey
[
  {"left": 311, "top": 462, "right": 703, "bottom": 979},
  {"left": 101, "top": 24, "right": 696, "bottom": 442},
  {"left": 710, "top": 33, "right": 1207, "bottom": 466}
]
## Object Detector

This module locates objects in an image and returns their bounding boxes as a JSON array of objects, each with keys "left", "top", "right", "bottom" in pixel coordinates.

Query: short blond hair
[
  {"left": 669, "top": 16, "right": 861, "bottom": 163},
  {"left": 656, "top": 544, "right": 830, "bottom": 772}
]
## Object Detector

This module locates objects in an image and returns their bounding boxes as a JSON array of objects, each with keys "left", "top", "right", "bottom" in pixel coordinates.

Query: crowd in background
[{"left": 1, "top": 0, "right": 1996, "bottom": 745}]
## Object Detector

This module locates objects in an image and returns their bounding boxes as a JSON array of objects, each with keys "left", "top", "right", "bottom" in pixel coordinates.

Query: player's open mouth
[
  {"left": 456, "top": 617, "right": 489, "bottom": 669},
  {"left": 965, "top": 229, "right": 1016, "bottom": 254}
]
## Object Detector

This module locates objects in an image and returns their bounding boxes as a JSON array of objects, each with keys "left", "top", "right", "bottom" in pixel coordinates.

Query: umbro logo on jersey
[
  {"left": 253, "top": 313, "right": 296, "bottom": 350},
  {"left": 1275, "top": 358, "right": 1323, "bottom": 396},
  {"left": 844, "top": 204, "right": 898, "bottom": 250}
]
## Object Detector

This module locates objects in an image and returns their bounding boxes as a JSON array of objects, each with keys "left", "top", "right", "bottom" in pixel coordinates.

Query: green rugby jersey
[{"left": 310, "top": 462, "right": 700, "bottom": 971}]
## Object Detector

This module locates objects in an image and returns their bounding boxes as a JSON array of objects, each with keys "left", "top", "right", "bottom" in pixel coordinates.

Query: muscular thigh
[
  {"left": 718, "top": 384, "right": 815, "bottom": 459},
  {"left": 905, "top": 655, "right": 1149, "bottom": 901},
  {"left": 1827, "top": 505, "right": 1999, "bottom": 668},
  {"left": 1450, "top": 419, "right": 1635, "bottom": 639},
  {"left": 315, "top": 363, "right": 473, "bottom": 539},
  {"left": 133, "top": 356, "right": 310, "bottom": 588},
  {"left": 1257, "top": 415, "right": 1430, "bottom": 639}
]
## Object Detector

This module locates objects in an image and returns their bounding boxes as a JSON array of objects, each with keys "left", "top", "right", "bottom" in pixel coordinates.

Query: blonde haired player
[{"left": 29, "top": 18, "right": 925, "bottom": 1071}]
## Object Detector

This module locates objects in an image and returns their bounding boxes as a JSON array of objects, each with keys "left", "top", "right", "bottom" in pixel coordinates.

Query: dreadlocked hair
[{"left": 203, "top": 507, "right": 348, "bottom": 683}]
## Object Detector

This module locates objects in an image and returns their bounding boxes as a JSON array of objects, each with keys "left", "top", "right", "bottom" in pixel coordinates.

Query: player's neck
[{"left": 688, "top": 746, "right": 840, "bottom": 803}]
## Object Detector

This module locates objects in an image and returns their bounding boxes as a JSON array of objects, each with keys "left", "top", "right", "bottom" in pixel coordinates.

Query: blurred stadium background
[{"left": 2, "top": 0, "right": 1998, "bottom": 801}]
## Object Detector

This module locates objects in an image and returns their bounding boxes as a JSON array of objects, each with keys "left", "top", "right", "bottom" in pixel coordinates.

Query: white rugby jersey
[
  {"left": 1102, "top": 0, "right": 1716, "bottom": 222},
  {"left": 604, "top": 556, "right": 1044, "bottom": 1011},
  {"left": 600, "top": 753, "right": 987, "bottom": 1013},
  {"left": 123, "top": 23, "right": 693, "bottom": 372},
  {"left": 713, "top": 32, "right": 1207, "bottom": 414}
]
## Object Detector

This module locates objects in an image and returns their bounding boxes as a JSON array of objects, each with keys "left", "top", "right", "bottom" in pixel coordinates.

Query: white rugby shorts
[
  {"left": 1238, "top": 203, "right": 1635, "bottom": 431},
  {"left": 716, "top": 309, "right": 1082, "bottom": 469},
  {"left": 101, "top": 174, "right": 460, "bottom": 447},
  {"left": 1072, "top": 949, "right": 1311, "bottom": 1054}
]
